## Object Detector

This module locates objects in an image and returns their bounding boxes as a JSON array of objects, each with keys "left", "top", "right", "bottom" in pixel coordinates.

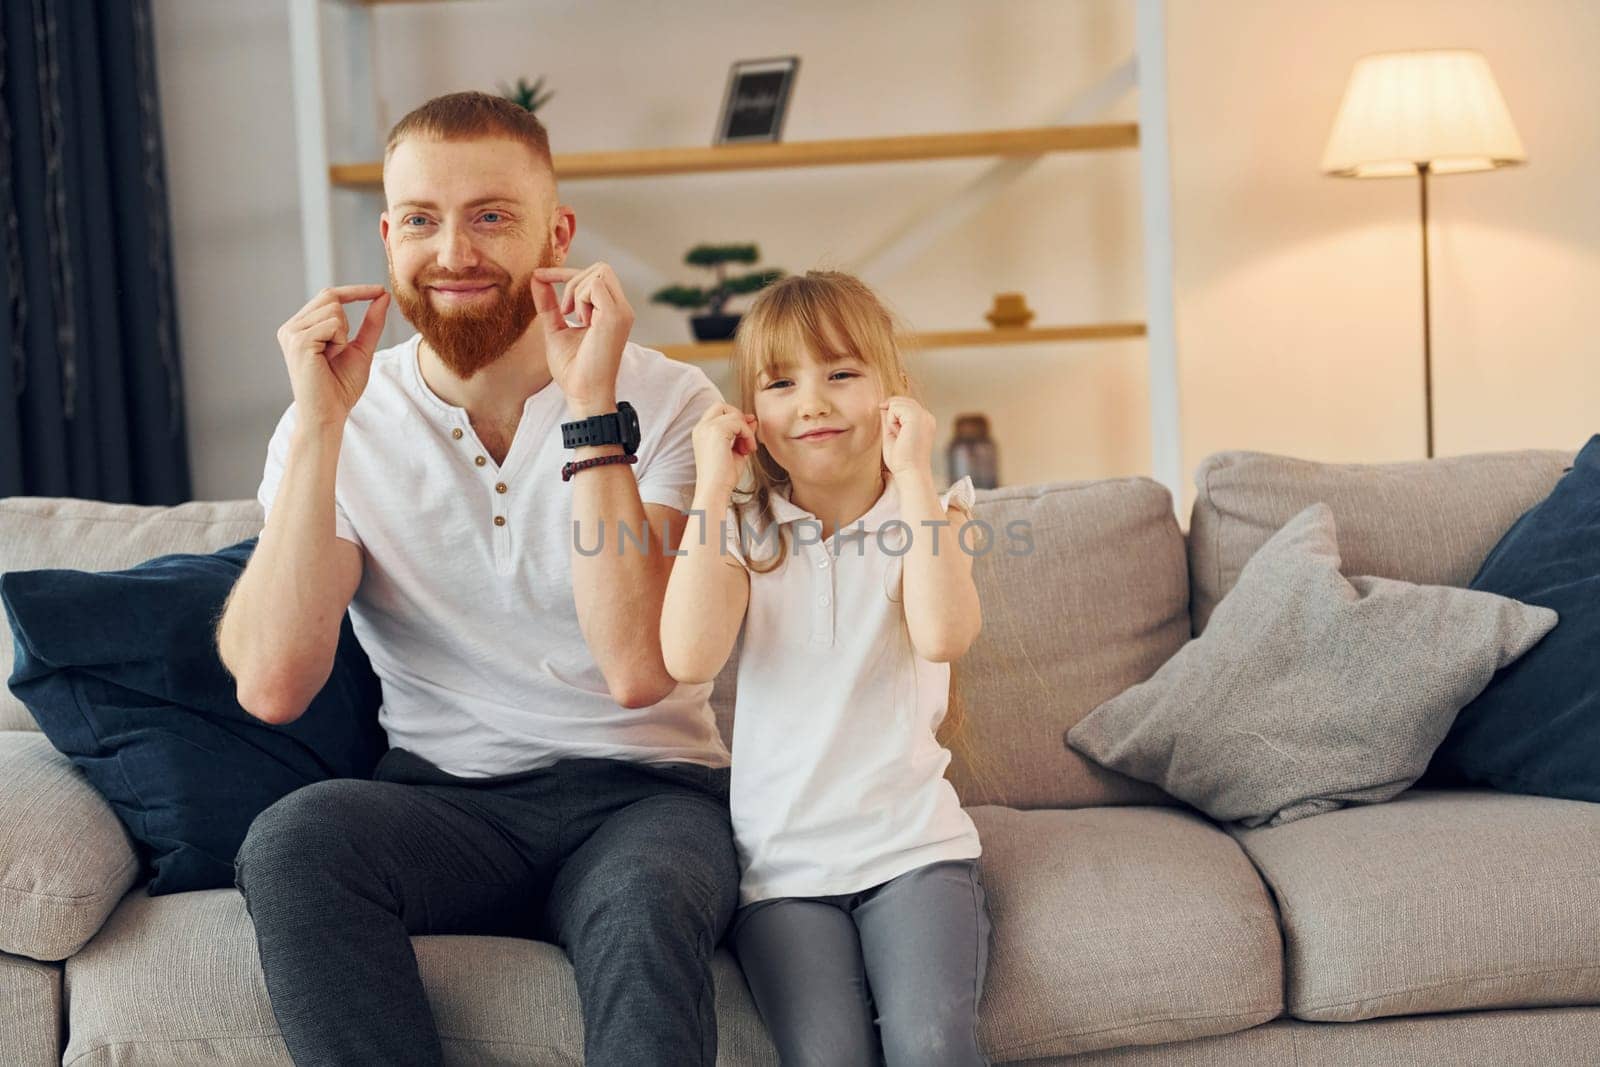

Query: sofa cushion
[
  {"left": 1068, "top": 504, "right": 1557, "bottom": 827},
  {"left": 945, "top": 480, "right": 1189, "bottom": 809},
  {"left": 1231, "top": 788, "right": 1600, "bottom": 1023},
  {"left": 1045, "top": 1008, "right": 1600, "bottom": 1067},
  {"left": 1425, "top": 435, "right": 1600, "bottom": 802},
  {"left": 64, "top": 887, "right": 778, "bottom": 1066},
  {"left": 0, "top": 497, "right": 263, "bottom": 732},
  {"left": 1187, "top": 448, "right": 1573, "bottom": 635},
  {"left": 969, "top": 805, "right": 1282, "bottom": 1060},
  {"left": 4, "top": 539, "right": 387, "bottom": 895},
  {"left": 0, "top": 732, "right": 138, "bottom": 961},
  {"left": 0, "top": 950, "right": 61, "bottom": 1067}
]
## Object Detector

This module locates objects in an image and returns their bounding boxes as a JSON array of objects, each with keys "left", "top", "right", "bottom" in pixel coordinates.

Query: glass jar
[{"left": 947, "top": 414, "right": 999, "bottom": 490}]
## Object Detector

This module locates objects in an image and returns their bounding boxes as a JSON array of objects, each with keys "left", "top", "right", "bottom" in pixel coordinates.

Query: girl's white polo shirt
[
  {"left": 724, "top": 476, "right": 982, "bottom": 905},
  {"left": 257, "top": 333, "right": 730, "bottom": 778}
]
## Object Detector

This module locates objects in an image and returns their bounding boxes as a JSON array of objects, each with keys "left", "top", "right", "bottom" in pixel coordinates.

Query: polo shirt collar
[{"left": 768, "top": 479, "right": 901, "bottom": 535}]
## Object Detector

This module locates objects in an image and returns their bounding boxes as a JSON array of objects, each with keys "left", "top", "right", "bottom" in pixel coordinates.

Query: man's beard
[{"left": 390, "top": 243, "right": 553, "bottom": 381}]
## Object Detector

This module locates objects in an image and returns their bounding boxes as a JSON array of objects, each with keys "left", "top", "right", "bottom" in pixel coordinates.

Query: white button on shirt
[
  {"left": 723, "top": 476, "right": 982, "bottom": 905},
  {"left": 257, "top": 334, "right": 731, "bottom": 778}
]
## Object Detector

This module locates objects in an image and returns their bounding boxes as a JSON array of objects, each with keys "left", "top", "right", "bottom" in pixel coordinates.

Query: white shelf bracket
[
  {"left": 1135, "top": 0, "right": 1185, "bottom": 513},
  {"left": 289, "top": 0, "right": 335, "bottom": 296}
]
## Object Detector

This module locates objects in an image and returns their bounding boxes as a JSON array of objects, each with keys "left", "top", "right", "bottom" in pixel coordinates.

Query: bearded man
[{"left": 217, "top": 91, "right": 737, "bottom": 1066}]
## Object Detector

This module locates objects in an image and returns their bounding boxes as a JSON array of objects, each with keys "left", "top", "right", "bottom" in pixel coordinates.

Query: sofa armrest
[{"left": 0, "top": 731, "right": 138, "bottom": 961}]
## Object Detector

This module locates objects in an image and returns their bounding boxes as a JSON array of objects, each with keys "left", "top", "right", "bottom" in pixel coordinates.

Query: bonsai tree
[
  {"left": 500, "top": 76, "right": 554, "bottom": 113},
  {"left": 651, "top": 244, "right": 783, "bottom": 320}
]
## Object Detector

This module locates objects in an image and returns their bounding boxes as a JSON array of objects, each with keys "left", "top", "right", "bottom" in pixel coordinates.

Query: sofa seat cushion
[
  {"left": 1, "top": 950, "right": 61, "bottom": 1067},
  {"left": 970, "top": 805, "right": 1282, "bottom": 1060},
  {"left": 1040, "top": 1007, "right": 1600, "bottom": 1067},
  {"left": 64, "top": 887, "right": 778, "bottom": 1066},
  {"left": 1231, "top": 788, "right": 1600, "bottom": 1023},
  {"left": 0, "top": 732, "right": 138, "bottom": 961}
]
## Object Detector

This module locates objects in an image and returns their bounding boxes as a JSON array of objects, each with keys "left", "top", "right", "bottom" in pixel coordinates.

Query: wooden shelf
[
  {"left": 328, "top": 124, "right": 1139, "bottom": 187},
  {"left": 653, "top": 323, "right": 1147, "bottom": 363}
]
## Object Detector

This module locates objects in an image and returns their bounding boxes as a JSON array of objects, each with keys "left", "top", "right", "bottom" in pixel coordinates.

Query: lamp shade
[{"left": 1322, "top": 50, "right": 1526, "bottom": 178}]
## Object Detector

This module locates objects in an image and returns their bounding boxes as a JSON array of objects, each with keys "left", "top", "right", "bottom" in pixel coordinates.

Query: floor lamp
[{"left": 1321, "top": 50, "right": 1526, "bottom": 458}]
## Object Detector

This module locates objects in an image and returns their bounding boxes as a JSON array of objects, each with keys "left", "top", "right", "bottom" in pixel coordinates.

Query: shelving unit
[
  {"left": 656, "top": 324, "right": 1149, "bottom": 365},
  {"left": 288, "top": 0, "right": 1183, "bottom": 501},
  {"left": 328, "top": 125, "right": 1140, "bottom": 185}
]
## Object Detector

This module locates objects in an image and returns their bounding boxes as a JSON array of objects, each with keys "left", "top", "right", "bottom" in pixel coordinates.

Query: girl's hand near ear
[
  {"left": 880, "top": 396, "right": 937, "bottom": 483},
  {"left": 692, "top": 403, "right": 758, "bottom": 502}
]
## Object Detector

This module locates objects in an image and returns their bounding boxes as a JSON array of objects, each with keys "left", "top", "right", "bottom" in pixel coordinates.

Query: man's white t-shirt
[
  {"left": 257, "top": 333, "right": 730, "bottom": 778},
  {"left": 723, "top": 476, "right": 983, "bottom": 906}
]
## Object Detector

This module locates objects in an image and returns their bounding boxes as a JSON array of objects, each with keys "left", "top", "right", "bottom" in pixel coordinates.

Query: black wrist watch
[{"left": 561, "top": 401, "right": 640, "bottom": 455}]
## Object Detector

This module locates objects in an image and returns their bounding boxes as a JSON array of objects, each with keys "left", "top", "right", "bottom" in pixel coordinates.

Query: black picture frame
[{"left": 714, "top": 56, "right": 800, "bottom": 145}]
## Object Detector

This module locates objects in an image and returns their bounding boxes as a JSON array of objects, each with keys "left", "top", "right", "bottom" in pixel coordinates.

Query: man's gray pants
[{"left": 234, "top": 747, "right": 739, "bottom": 1067}]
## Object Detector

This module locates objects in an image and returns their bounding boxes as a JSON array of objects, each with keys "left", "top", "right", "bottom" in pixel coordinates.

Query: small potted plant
[
  {"left": 651, "top": 244, "right": 783, "bottom": 341},
  {"left": 500, "top": 76, "right": 554, "bottom": 113}
]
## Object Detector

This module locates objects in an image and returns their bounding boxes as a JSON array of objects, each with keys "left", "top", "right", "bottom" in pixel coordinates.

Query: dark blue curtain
[{"left": 1, "top": 0, "right": 190, "bottom": 503}]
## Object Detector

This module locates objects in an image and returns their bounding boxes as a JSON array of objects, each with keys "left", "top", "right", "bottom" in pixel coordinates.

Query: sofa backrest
[
  {"left": 710, "top": 477, "right": 1193, "bottom": 811},
  {"left": 0, "top": 497, "right": 264, "bottom": 731},
  {"left": 1187, "top": 448, "right": 1576, "bottom": 636}
]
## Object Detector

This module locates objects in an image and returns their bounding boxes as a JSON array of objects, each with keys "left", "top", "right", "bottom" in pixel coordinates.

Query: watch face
[{"left": 619, "top": 402, "right": 642, "bottom": 451}]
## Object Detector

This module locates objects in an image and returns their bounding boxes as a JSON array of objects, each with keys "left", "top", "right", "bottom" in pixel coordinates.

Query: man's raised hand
[
  {"left": 275, "top": 285, "right": 390, "bottom": 427},
  {"left": 531, "top": 263, "right": 633, "bottom": 417}
]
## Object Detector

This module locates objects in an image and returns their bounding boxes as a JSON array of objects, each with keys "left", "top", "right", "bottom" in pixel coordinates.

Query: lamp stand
[{"left": 1418, "top": 161, "right": 1435, "bottom": 459}]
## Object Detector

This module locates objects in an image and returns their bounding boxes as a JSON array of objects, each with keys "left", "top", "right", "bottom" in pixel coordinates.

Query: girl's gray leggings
[{"left": 731, "top": 858, "right": 991, "bottom": 1067}]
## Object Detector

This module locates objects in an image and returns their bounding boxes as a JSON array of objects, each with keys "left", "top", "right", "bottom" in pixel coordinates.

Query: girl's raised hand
[
  {"left": 880, "top": 396, "right": 936, "bottom": 480},
  {"left": 691, "top": 403, "right": 758, "bottom": 500}
]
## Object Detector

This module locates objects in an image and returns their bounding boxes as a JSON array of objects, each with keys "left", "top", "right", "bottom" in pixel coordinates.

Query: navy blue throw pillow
[
  {"left": 3, "top": 539, "right": 386, "bottom": 894},
  {"left": 1423, "top": 435, "right": 1599, "bottom": 801}
]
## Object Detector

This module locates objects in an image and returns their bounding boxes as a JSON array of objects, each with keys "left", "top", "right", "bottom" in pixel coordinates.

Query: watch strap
[{"left": 561, "top": 401, "right": 639, "bottom": 454}]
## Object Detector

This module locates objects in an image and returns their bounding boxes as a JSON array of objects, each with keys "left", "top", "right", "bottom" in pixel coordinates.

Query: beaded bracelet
[{"left": 561, "top": 453, "right": 639, "bottom": 482}]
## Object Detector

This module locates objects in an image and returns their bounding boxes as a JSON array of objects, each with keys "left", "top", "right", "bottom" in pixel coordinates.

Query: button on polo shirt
[
  {"left": 258, "top": 333, "right": 729, "bottom": 778},
  {"left": 721, "top": 476, "right": 981, "bottom": 905}
]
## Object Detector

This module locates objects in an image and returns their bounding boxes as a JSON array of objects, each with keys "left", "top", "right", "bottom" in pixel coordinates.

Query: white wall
[
  {"left": 152, "top": 0, "right": 306, "bottom": 502},
  {"left": 155, "top": 0, "right": 1598, "bottom": 518},
  {"left": 1169, "top": 0, "right": 1600, "bottom": 515}
]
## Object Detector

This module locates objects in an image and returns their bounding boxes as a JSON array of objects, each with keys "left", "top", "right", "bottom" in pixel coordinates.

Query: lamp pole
[{"left": 1418, "top": 161, "right": 1434, "bottom": 459}]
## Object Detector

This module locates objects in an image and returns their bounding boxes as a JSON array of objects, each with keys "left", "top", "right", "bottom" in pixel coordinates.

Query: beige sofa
[{"left": 1, "top": 446, "right": 1597, "bottom": 1066}]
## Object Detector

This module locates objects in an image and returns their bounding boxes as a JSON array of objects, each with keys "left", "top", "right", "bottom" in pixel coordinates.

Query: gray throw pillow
[{"left": 1066, "top": 503, "right": 1558, "bottom": 827}]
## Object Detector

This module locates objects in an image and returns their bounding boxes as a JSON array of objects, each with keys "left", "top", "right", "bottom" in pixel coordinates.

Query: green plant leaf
[
  {"left": 723, "top": 269, "right": 784, "bottom": 294},
  {"left": 685, "top": 243, "right": 760, "bottom": 267},
  {"left": 650, "top": 284, "right": 710, "bottom": 309}
]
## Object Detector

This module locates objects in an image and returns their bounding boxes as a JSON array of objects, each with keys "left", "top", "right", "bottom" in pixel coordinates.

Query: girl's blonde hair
[
  {"left": 726, "top": 270, "right": 976, "bottom": 760},
  {"left": 730, "top": 270, "right": 911, "bottom": 580}
]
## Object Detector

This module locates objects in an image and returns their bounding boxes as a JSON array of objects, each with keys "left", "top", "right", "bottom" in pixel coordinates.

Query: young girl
[{"left": 661, "top": 271, "right": 990, "bottom": 1066}]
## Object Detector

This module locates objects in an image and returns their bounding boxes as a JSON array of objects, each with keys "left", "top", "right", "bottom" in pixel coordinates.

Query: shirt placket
[
  {"left": 804, "top": 538, "right": 836, "bottom": 647},
  {"left": 450, "top": 421, "right": 514, "bottom": 572}
]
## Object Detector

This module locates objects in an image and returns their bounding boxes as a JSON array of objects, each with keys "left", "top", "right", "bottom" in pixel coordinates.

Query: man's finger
[
  {"left": 563, "top": 265, "right": 600, "bottom": 318},
  {"left": 533, "top": 267, "right": 579, "bottom": 284},
  {"left": 296, "top": 312, "right": 343, "bottom": 348},
  {"left": 347, "top": 292, "right": 389, "bottom": 357},
  {"left": 587, "top": 274, "right": 614, "bottom": 317},
  {"left": 323, "top": 284, "right": 388, "bottom": 305},
  {"left": 596, "top": 271, "right": 632, "bottom": 319},
  {"left": 531, "top": 277, "right": 574, "bottom": 339},
  {"left": 561, "top": 271, "right": 595, "bottom": 317}
]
